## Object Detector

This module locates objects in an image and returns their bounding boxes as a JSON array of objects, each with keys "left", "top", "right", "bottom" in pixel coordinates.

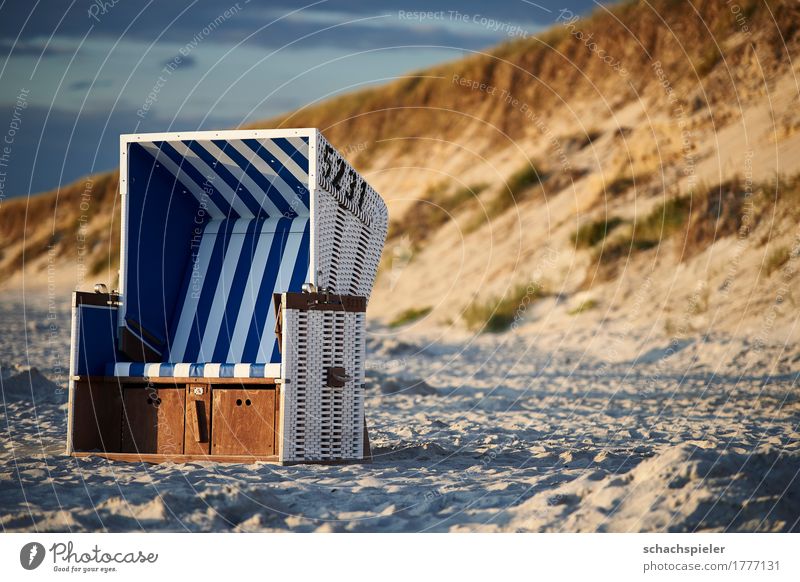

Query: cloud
[
  {"left": 161, "top": 54, "right": 198, "bottom": 69},
  {"left": 0, "top": 39, "right": 72, "bottom": 58},
  {"left": 68, "top": 79, "right": 113, "bottom": 91}
]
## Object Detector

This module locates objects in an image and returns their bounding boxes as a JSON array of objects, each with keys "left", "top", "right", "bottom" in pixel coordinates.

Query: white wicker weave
[
  {"left": 312, "top": 132, "right": 388, "bottom": 296},
  {"left": 279, "top": 305, "right": 366, "bottom": 462},
  {"left": 278, "top": 131, "right": 385, "bottom": 463}
]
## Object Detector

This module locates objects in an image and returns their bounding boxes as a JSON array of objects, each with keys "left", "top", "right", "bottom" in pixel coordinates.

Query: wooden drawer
[
  {"left": 121, "top": 386, "right": 185, "bottom": 454},
  {"left": 211, "top": 388, "right": 276, "bottom": 456}
]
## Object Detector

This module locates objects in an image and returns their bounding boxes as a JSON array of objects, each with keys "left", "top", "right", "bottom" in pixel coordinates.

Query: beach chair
[{"left": 66, "top": 129, "right": 387, "bottom": 463}]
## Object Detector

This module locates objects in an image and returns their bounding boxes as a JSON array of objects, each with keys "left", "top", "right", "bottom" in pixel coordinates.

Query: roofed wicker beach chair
[{"left": 67, "top": 129, "right": 387, "bottom": 464}]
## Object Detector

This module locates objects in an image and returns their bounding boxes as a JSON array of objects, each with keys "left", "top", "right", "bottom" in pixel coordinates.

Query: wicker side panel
[
  {"left": 314, "top": 191, "right": 338, "bottom": 293},
  {"left": 314, "top": 191, "right": 386, "bottom": 297},
  {"left": 279, "top": 306, "right": 365, "bottom": 462},
  {"left": 314, "top": 132, "right": 388, "bottom": 298}
]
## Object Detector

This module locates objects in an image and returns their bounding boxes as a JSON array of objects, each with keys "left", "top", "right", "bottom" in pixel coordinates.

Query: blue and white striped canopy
[{"left": 134, "top": 136, "right": 310, "bottom": 219}]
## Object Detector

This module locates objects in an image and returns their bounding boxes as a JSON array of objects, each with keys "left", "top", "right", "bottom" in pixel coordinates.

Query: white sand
[{"left": 1, "top": 293, "right": 797, "bottom": 532}]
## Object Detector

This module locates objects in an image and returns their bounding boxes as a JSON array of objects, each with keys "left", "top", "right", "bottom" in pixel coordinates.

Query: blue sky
[{"left": 0, "top": 0, "right": 602, "bottom": 198}]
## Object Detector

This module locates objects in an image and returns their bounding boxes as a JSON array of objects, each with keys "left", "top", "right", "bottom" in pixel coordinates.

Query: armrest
[{"left": 275, "top": 290, "right": 367, "bottom": 462}]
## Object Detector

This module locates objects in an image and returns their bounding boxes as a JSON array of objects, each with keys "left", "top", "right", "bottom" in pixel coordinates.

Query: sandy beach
[{"left": 1, "top": 293, "right": 797, "bottom": 532}]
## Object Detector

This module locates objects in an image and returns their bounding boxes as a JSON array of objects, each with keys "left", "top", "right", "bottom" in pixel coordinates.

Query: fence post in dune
[{"left": 65, "top": 128, "right": 388, "bottom": 464}]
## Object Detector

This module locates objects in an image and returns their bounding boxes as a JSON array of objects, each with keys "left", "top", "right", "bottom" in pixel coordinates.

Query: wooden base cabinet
[{"left": 69, "top": 378, "right": 283, "bottom": 462}]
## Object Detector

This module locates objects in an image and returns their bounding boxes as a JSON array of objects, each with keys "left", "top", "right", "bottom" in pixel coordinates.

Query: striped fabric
[
  {"left": 167, "top": 216, "right": 309, "bottom": 364},
  {"left": 134, "top": 136, "right": 310, "bottom": 220},
  {"left": 108, "top": 362, "right": 282, "bottom": 379},
  {"left": 115, "top": 136, "right": 313, "bottom": 380},
  {"left": 110, "top": 215, "right": 309, "bottom": 378}
]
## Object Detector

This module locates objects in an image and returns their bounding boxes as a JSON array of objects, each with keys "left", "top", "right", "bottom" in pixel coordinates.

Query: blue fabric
[
  {"left": 273, "top": 137, "right": 310, "bottom": 169},
  {"left": 180, "top": 217, "right": 237, "bottom": 361},
  {"left": 136, "top": 137, "right": 310, "bottom": 221},
  {"left": 211, "top": 139, "right": 296, "bottom": 217},
  {"left": 155, "top": 141, "right": 238, "bottom": 218},
  {"left": 185, "top": 140, "right": 266, "bottom": 217},
  {"left": 240, "top": 218, "right": 293, "bottom": 362},
  {"left": 125, "top": 145, "right": 202, "bottom": 351},
  {"left": 120, "top": 136, "right": 312, "bottom": 379},
  {"left": 165, "top": 216, "right": 308, "bottom": 365},
  {"left": 210, "top": 221, "right": 262, "bottom": 362},
  {"left": 76, "top": 304, "right": 121, "bottom": 376}
]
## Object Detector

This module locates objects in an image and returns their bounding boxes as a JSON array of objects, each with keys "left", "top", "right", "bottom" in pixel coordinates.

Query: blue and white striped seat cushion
[{"left": 108, "top": 362, "right": 282, "bottom": 378}]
